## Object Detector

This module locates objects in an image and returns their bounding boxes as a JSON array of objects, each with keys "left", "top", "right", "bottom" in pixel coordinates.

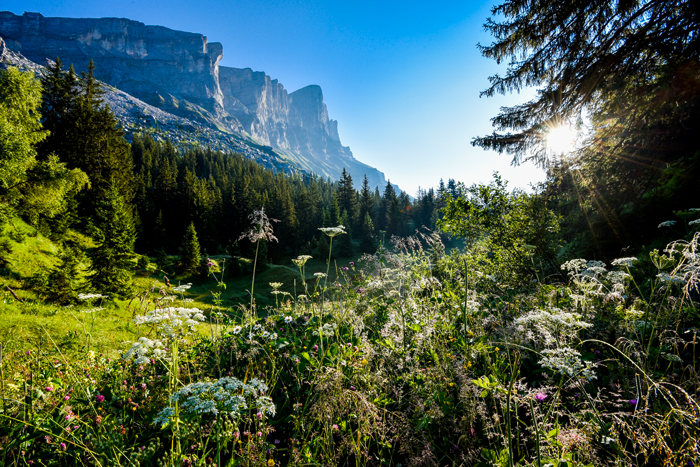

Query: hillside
[{"left": 0, "top": 12, "right": 395, "bottom": 191}]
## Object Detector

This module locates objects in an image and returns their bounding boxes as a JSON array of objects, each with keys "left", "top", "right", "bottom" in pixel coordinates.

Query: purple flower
[
  {"left": 60, "top": 442, "right": 66, "bottom": 451},
  {"left": 45, "top": 386, "right": 53, "bottom": 392},
  {"left": 63, "top": 395, "right": 70, "bottom": 401},
  {"left": 312, "top": 345, "right": 318, "bottom": 352},
  {"left": 95, "top": 395, "right": 105, "bottom": 403},
  {"left": 274, "top": 439, "right": 280, "bottom": 444},
  {"left": 26, "top": 350, "right": 31, "bottom": 355},
  {"left": 343, "top": 267, "right": 349, "bottom": 271},
  {"left": 629, "top": 399, "right": 638, "bottom": 406},
  {"left": 350, "top": 386, "right": 356, "bottom": 390},
  {"left": 535, "top": 393, "right": 547, "bottom": 402},
  {"left": 257, "top": 412, "right": 263, "bottom": 420}
]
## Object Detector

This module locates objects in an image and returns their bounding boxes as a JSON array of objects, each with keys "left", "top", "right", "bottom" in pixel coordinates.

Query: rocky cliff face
[{"left": 0, "top": 11, "right": 391, "bottom": 191}]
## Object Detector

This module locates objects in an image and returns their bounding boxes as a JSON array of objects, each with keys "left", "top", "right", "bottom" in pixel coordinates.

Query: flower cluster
[
  {"left": 514, "top": 308, "right": 591, "bottom": 348},
  {"left": 134, "top": 307, "right": 207, "bottom": 336},
  {"left": 539, "top": 347, "right": 597, "bottom": 380},
  {"left": 123, "top": 337, "right": 166, "bottom": 364},
  {"left": 318, "top": 225, "right": 346, "bottom": 238},
  {"left": 153, "top": 377, "right": 275, "bottom": 427}
]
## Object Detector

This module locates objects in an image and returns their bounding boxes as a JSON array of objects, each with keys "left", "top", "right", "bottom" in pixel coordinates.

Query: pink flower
[
  {"left": 60, "top": 442, "right": 66, "bottom": 451},
  {"left": 45, "top": 386, "right": 53, "bottom": 392},
  {"left": 256, "top": 412, "right": 263, "bottom": 420},
  {"left": 332, "top": 424, "right": 339, "bottom": 431},
  {"left": 63, "top": 395, "right": 70, "bottom": 401},
  {"left": 257, "top": 431, "right": 263, "bottom": 437},
  {"left": 535, "top": 393, "right": 547, "bottom": 402},
  {"left": 95, "top": 395, "right": 105, "bottom": 403},
  {"left": 312, "top": 345, "right": 318, "bottom": 352}
]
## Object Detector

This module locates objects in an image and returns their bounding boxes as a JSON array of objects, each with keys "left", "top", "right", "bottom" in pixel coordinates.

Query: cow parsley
[
  {"left": 153, "top": 377, "right": 275, "bottom": 428},
  {"left": 540, "top": 347, "right": 596, "bottom": 380}
]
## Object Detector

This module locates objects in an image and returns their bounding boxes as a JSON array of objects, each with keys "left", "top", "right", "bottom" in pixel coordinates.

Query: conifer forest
[{"left": 1, "top": 0, "right": 699, "bottom": 465}]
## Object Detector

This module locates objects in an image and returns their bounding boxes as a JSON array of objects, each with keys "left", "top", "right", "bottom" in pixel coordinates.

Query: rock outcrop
[{"left": 0, "top": 11, "right": 392, "bottom": 191}]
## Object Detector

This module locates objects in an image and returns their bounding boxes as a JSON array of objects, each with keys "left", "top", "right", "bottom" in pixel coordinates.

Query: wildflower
[
  {"left": 611, "top": 257, "right": 637, "bottom": 268},
  {"left": 535, "top": 393, "right": 547, "bottom": 402},
  {"left": 658, "top": 220, "right": 677, "bottom": 228},
  {"left": 312, "top": 345, "right": 318, "bottom": 352},
  {"left": 262, "top": 331, "right": 270, "bottom": 338},
  {"left": 63, "top": 395, "right": 70, "bottom": 401},
  {"left": 540, "top": 347, "right": 597, "bottom": 380},
  {"left": 239, "top": 208, "right": 279, "bottom": 244},
  {"left": 257, "top": 431, "right": 263, "bottom": 437},
  {"left": 26, "top": 350, "right": 30, "bottom": 355},
  {"left": 78, "top": 293, "right": 107, "bottom": 301},
  {"left": 332, "top": 424, "right": 339, "bottom": 431},
  {"left": 270, "top": 333, "right": 278, "bottom": 340},
  {"left": 44, "top": 436, "right": 52, "bottom": 444},
  {"left": 269, "top": 282, "right": 283, "bottom": 289},
  {"left": 362, "top": 359, "right": 367, "bottom": 365},
  {"left": 45, "top": 386, "right": 53, "bottom": 392},
  {"left": 274, "top": 439, "right": 280, "bottom": 444},
  {"left": 233, "top": 326, "right": 242, "bottom": 334},
  {"left": 284, "top": 316, "right": 293, "bottom": 323},
  {"left": 690, "top": 219, "right": 700, "bottom": 225},
  {"left": 292, "top": 255, "right": 313, "bottom": 267},
  {"left": 319, "top": 225, "right": 346, "bottom": 238},
  {"left": 314, "top": 272, "right": 326, "bottom": 278},
  {"left": 60, "top": 442, "right": 66, "bottom": 451},
  {"left": 254, "top": 324, "right": 262, "bottom": 331},
  {"left": 629, "top": 399, "right": 637, "bottom": 406},
  {"left": 257, "top": 412, "right": 263, "bottom": 419},
  {"left": 268, "top": 460, "right": 275, "bottom": 467},
  {"left": 349, "top": 262, "right": 354, "bottom": 266}
]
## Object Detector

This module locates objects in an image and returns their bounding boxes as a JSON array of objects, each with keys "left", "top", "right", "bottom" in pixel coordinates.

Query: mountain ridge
[{"left": 0, "top": 11, "right": 396, "bottom": 191}]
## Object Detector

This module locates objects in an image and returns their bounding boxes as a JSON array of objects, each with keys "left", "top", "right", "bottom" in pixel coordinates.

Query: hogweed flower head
[
  {"left": 658, "top": 220, "right": 677, "bottom": 228},
  {"left": 319, "top": 225, "right": 346, "bottom": 238},
  {"left": 539, "top": 347, "right": 597, "bottom": 380},
  {"left": 611, "top": 257, "right": 638, "bottom": 268},
  {"left": 292, "top": 255, "right": 313, "bottom": 267},
  {"left": 153, "top": 377, "right": 275, "bottom": 428}
]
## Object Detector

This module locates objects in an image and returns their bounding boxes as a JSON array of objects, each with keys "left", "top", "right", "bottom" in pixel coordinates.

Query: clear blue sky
[{"left": 2, "top": 0, "right": 546, "bottom": 196}]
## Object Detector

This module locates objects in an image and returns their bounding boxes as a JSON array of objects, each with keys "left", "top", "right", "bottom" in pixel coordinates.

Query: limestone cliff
[{"left": 0, "top": 11, "right": 392, "bottom": 191}]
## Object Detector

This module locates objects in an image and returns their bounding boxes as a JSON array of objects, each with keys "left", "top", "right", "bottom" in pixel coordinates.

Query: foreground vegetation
[{"left": 1, "top": 213, "right": 699, "bottom": 466}]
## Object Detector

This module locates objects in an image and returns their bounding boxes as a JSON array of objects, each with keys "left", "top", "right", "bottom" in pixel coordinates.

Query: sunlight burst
[{"left": 546, "top": 125, "right": 577, "bottom": 155}]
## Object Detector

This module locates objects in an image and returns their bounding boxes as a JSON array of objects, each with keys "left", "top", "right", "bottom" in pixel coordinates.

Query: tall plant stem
[{"left": 250, "top": 240, "right": 261, "bottom": 314}]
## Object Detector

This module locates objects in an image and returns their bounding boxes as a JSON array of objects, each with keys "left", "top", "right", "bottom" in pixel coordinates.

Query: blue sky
[{"left": 2, "top": 0, "right": 546, "bottom": 195}]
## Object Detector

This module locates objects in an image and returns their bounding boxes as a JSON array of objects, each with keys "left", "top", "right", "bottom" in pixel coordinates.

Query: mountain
[{"left": 0, "top": 11, "right": 393, "bottom": 191}]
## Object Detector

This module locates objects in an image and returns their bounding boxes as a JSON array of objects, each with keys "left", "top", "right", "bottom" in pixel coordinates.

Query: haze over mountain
[{"left": 0, "top": 11, "right": 395, "bottom": 191}]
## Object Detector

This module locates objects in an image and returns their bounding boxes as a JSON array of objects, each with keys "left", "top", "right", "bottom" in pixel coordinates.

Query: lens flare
[{"left": 546, "top": 125, "right": 576, "bottom": 155}]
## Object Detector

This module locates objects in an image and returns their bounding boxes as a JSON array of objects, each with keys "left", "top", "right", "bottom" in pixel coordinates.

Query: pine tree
[
  {"left": 88, "top": 184, "right": 136, "bottom": 298},
  {"left": 336, "top": 210, "right": 354, "bottom": 257},
  {"left": 179, "top": 222, "right": 201, "bottom": 275},
  {"left": 360, "top": 212, "right": 378, "bottom": 253}
]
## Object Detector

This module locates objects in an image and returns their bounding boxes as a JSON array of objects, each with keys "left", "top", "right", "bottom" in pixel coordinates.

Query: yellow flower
[
  {"left": 362, "top": 359, "right": 367, "bottom": 365},
  {"left": 449, "top": 383, "right": 454, "bottom": 387},
  {"left": 494, "top": 347, "right": 500, "bottom": 352},
  {"left": 268, "top": 459, "right": 275, "bottom": 466}
]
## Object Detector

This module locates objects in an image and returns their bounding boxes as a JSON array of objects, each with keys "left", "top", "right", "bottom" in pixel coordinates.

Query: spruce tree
[
  {"left": 360, "top": 213, "right": 378, "bottom": 253},
  {"left": 88, "top": 184, "right": 136, "bottom": 298},
  {"left": 336, "top": 210, "right": 354, "bottom": 257},
  {"left": 179, "top": 222, "right": 201, "bottom": 275}
]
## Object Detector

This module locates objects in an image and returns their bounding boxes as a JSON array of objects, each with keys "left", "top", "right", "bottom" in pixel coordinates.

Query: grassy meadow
[{"left": 0, "top": 218, "right": 699, "bottom": 467}]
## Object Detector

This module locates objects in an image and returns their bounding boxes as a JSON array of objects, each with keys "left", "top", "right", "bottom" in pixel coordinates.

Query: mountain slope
[{"left": 0, "top": 11, "right": 393, "bottom": 191}]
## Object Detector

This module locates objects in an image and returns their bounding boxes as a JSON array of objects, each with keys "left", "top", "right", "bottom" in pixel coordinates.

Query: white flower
[
  {"left": 270, "top": 333, "right": 278, "bottom": 340},
  {"left": 540, "top": 347, "right": 596, "bottom": 380},
  {"left": 611, "top": 257, "right": 637, "bottom": 268},
  {"left": 262, "top": 331, "right": 270, "bottom": 338},
  {"left": 172, "top": 283, "right": 193, "bottom": 293},
  {"left": 78, "top": 293, "right": 107, "bottom": 301},
  {"left": 658, "top": 220, "right": 677, "bottom": 228},
  {"left": 314, "top": 272, "right": 327, "bottom": 278},
  {"left": 319, "top": 225, "right": 346, "bottom": 237},
  {"left": 690, "top": 219, "right": 700, "bottom": 226},
  {"left": 284, "top": 316, "right": 293, "bottom": 323},
  {"left": 232, "top": 326, "right": 242, "bottom": 334},
  {"left": 253, "top": 324, "right": 261, "bottom": 331}
]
